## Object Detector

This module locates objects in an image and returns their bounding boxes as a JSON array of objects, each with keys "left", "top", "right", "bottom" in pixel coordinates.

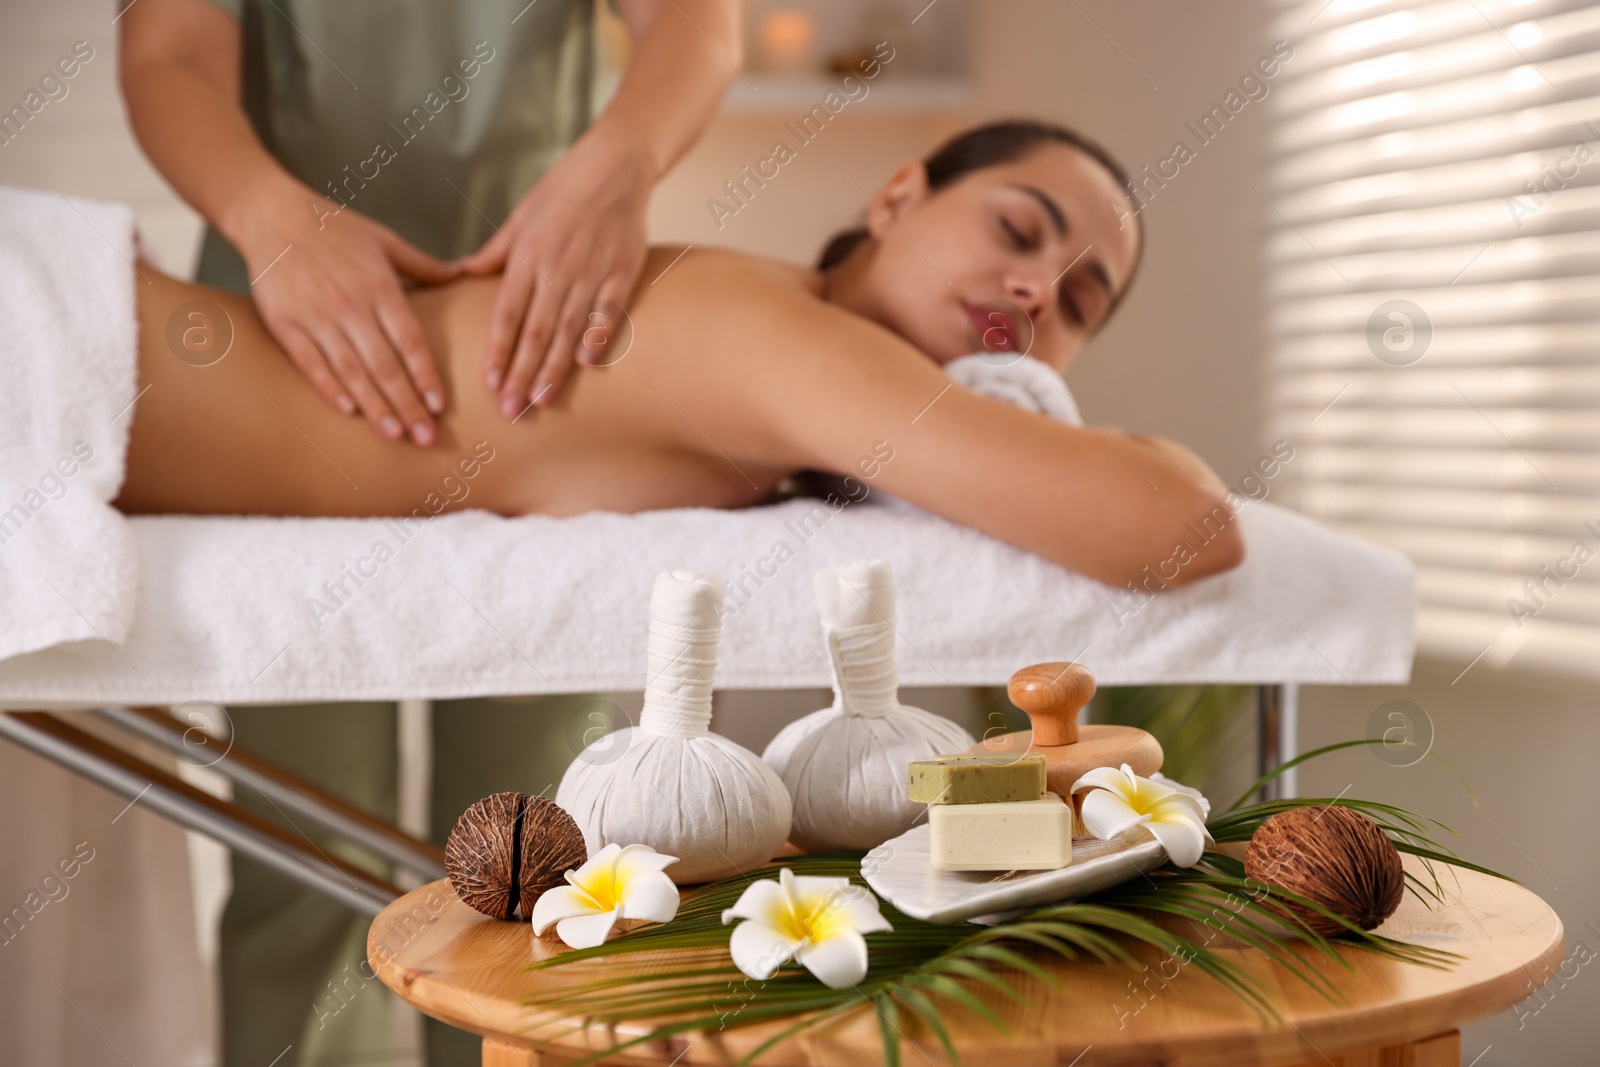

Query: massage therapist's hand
[
  {"left": 458, "top": 123, "right": 652, "bottom": 417},
  {"left": 236, "top": 181, "right": 460, "bottom": 446}
]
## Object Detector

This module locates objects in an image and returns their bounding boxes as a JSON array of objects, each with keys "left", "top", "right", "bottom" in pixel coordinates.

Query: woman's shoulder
[
  {"left": 641, "top": 245, "right": 819, "bottom": 302},
  {"left": 636, "top": 244, "right": 879, "bottom": 347}
]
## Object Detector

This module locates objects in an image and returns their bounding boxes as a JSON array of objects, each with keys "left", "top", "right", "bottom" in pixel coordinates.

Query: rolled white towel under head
[{"left": 944, "top": 353, "right": 1082, "bottom": 425}]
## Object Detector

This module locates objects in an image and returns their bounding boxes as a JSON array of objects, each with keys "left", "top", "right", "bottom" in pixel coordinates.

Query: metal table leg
[
  {"left": 93, "top": 705, "right": 445, "bottom": 880},
  {"left": 0, "top": 710, "right": 403, "bottom": 916},
  {"left": 1256, "top": 683, "right": 1299, "bottom": 802}
]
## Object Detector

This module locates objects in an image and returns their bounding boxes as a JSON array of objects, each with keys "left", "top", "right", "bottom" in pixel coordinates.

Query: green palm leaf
[{"left": 522, "top": 755, "right": 1508, "bottom": 1067}]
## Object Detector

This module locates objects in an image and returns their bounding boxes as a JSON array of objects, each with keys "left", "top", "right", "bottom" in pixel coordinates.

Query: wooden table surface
[{"left": 369, "top": 859, "right": 1563, "bottom": 1067}]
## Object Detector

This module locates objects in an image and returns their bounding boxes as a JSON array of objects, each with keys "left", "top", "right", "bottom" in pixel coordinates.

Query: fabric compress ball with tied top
[
  {"left": 557, "top": 569, "right": 792, "bottom": 885},
  {"left": 762, "top": 560, "right": 977, "bottom": 851}
]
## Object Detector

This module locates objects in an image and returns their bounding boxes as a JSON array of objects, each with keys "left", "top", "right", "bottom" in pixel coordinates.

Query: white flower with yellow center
[
  {"left": 720, "top": 868, "right": 893, "bottom": 989},
  {"left": 1072, "top": 764, "right": 1213, "bottom": 868},
  {"left": 531, "top": 843, "right": 680, "bottom": 949}
]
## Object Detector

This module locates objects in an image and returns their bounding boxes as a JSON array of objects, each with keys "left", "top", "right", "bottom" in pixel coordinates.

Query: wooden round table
[{"left": 369, "top": 861, "right": 1562, "bottom": 1066}]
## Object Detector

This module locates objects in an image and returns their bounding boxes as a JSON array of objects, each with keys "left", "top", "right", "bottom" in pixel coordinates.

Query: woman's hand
[
  {"left": 459, "top": 124, "right": 653, "bottom": 417},
  {"left": 235, "top": 180, "right": 460, "bottom": 446}
]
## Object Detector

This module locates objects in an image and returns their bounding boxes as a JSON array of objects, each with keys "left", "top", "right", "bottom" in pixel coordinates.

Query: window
[{"left": 1266, "top": 0, "right": 1600, "bottom": 676}]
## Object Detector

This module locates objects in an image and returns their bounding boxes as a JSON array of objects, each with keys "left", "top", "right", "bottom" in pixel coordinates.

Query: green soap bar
[{"left": 906, "top": 753, "right": 1047, "bottom": 804}]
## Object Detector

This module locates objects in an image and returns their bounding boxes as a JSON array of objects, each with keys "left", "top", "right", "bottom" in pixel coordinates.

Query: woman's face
[{"left": 844, "top": 143, "right": 1141, "bottom": 372}]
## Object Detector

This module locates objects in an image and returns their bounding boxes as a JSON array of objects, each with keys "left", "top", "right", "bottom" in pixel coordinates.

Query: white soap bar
[{"left": 928, "top": 794, "right": 1074, "bottom": 872}]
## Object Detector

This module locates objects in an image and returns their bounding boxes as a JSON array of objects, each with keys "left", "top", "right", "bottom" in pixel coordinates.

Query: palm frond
[{"left": 522, "top": 770, "right": 1509, "bottom": 1066}]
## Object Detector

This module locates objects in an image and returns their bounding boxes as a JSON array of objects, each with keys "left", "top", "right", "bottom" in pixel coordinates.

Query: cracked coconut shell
[{"left": 445, "top": 792, "right": 587, "bottom": 921}]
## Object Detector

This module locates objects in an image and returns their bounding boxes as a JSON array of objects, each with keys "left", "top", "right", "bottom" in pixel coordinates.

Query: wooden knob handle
[{"left": 1007, "top": 662, "right": 1096, "bottom": 747}]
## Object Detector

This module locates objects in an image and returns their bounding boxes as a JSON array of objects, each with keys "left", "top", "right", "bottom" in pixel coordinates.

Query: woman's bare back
[
  {"left": 116, "top": 248, "right": 805, "bottom": 518},
  {"left": 116, "top": 245, "right": 1243, "bottom": 587}
]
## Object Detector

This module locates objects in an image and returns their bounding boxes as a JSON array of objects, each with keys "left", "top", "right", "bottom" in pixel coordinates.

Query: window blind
[{"left": 1265, "top": 0, "right": 1600, "bottom": 677}]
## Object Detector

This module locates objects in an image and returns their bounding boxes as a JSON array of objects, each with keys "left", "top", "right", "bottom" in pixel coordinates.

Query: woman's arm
[
  {"left": 118, "top": 0, "right": 273, "bottom": 257},
  {"left": 119, "top": 0, "right": 456, "bottom": 443},
  {"left": 607, "top": 0, "right": 744, "bottom": 180},
  {"left": 697, "top": 266, "right": 1244, "bottom": 589},
  {"left": 464, "top": 0, "right": 743, "bottom": 410}
]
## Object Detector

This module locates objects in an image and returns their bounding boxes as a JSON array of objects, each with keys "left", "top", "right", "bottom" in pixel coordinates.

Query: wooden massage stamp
[{"left": 976, "top": 661, "right": 1163, "bottom": 829}]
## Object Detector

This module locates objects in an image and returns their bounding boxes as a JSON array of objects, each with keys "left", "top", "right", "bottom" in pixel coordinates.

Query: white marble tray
[{"left": 861, "top": 778, "right": 1209, "bottom": 924}]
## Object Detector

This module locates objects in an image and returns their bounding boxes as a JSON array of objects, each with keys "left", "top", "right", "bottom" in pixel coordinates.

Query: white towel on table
[
  {"left": 0, "top": 186, "right": 139, "bottom": 661},
  {"left": 0, "top": 498, "right": 1415, "bottom": 705}
]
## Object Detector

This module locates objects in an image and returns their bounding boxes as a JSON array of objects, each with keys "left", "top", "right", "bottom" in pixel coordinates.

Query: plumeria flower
[
  {"left": 531, "top": 843, "right": 680, "bottom": 949},
  {"left": 721, "top": 867, "right": 892, "bottom": 989},
  {"left": 1071, "top": 764, "right": 1214, "bottom": 868}
]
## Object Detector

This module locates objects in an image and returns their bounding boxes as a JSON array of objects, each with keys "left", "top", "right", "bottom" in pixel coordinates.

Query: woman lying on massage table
[{"left": 116, "top": 120, "right": 1243, "bottom": 588}]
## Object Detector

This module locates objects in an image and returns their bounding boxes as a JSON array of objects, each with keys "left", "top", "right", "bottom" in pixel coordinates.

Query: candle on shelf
[{"left": 759, "top": 10, "right": 818, "bottom": 75}]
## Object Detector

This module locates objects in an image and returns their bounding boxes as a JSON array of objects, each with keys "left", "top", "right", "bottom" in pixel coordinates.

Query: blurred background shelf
[
  {"left": 723, "top": 73, "right": 974, "bottom": 112},
  {"left": 599, "top": 0, "right": 974, "bottom": 116}
]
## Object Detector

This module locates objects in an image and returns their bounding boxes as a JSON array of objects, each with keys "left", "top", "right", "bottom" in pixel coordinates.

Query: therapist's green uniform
[{"left": 197, "top": 3, "right": 599, "bottom": 1065}]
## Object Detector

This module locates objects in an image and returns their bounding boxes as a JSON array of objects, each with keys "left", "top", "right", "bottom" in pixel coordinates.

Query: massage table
[
  {"left": 0, "top": 496, "right": 1416, "bottom": 915},
  {"left": 0, "top": 186, "right": 1416, "bottom": 915}
]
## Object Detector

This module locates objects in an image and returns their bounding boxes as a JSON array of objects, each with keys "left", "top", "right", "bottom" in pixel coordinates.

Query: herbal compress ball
[
  {"left": 1245, "top": 806, "right": 1404, "bottom": 937},
  {"left": 557, "top": 569, "right": 792, "bottom": 884},
  {"left": 763, "top": 560, "right": 976, "bottom": 851},
  {"left": 445, "top": 792, "right": 588, "bottom": 921}
]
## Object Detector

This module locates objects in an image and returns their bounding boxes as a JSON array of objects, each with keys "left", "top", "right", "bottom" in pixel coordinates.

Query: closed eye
[
  {"left": 1058, "top": 288, "right": 1085, "bottom": 327},
  {"left": 999, "top": 215, "right": 1037, "bottom": 251}
]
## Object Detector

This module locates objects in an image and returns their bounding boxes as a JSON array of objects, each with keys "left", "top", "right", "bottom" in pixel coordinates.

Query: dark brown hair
[{"left": 816, "top": 119, "right": 1144, "bottom": 318}]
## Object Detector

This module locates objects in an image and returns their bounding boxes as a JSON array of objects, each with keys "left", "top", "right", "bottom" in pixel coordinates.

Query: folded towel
[
  {"left": 0, "top": 186, "right": 139, "bottom": 660},
  {"left": 944, "top": 353, "right": 1082, "bottom": 425}
]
